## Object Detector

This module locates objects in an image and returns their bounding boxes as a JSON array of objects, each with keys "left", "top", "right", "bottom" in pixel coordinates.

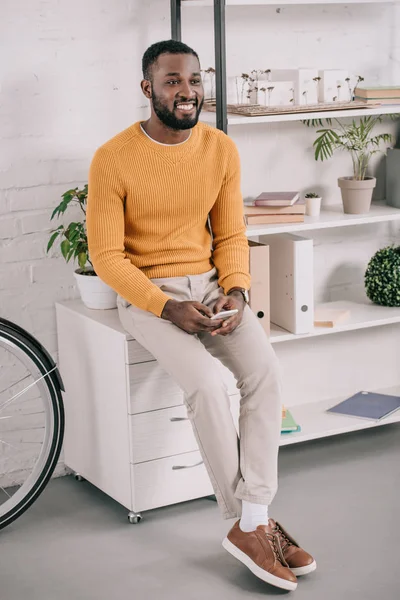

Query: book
[
  {"left": 327, "top": 391, "right": 400, "bottom": 421},
  {"left": 255, "top": 192, "right": 300, "bottom": 207},
  {"left": 355, "top": 85, "right": 400, "bottom": 100},
  {"left": 245, "top": 214, "right": 304, "bottom": 225},
  {"left": 281, "top": 408, "right": 301, "bottom": 433},
  {"left": 314, "top": 308, "right": 350, "bottom": 328},
  {"left": 355, "top": 96, "right": 400, "bottom": 105},
  {"left": 244, "top": 200, "right": 305, "bottom": 215}
]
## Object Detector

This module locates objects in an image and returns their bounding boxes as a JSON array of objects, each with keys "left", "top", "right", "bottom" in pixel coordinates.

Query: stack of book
[
  {"left": 281, "top": 407, "right": 301, "bottom": 434},
  {"left": 354, "top": 85, "right": 400, "bottom": 105},
  {"left": 244, "top": 192, "right": 305, "bottom": 225}
]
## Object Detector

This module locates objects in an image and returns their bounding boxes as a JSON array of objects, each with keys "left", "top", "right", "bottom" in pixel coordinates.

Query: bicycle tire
[{"left": 0, "top": 322, "right": 65, "bottom": 530}]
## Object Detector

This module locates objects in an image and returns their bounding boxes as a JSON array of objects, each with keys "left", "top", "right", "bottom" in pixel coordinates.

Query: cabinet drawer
[
  {"left": 128, "top": 361, "right": 238, "bottom": 415},
  {"left": 131, "top": 451, "right": 213, "bottom": 513},
  {"left": 130, "top": 395, "right": 240, "bottom": 463},
  {"left": 125, "top": 340, "right": 154, "bottom": 365},
  {"left": 128, "top": 361, "right": 183, "bottom": 414},
  {"left": 130, "top": 405, "right": 197, "bottom": 463}
]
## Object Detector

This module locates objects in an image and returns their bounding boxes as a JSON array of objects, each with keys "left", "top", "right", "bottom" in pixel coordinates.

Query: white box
[
  {"left": 260, "top": 234, "right": 314, "bottom": 335},
  {"left": 257, "top": 80, "right": 294, "bottom": 106},
  {"left": 228, "top": 76, "right": 257, "bottom": 104},
  {"left": 318, "top": 69, "right": 349, "bottom": 103},
  {"left": 271, "top": 69, "right": 319, "bottom": 105}
]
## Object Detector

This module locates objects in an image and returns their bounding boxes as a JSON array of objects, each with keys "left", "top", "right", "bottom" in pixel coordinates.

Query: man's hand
[
  {"left": 161, "top": 299, "right": 223, "bottom": 334},
  {"left": 210, "top": 291, "right": 245, "bottom": 336}
]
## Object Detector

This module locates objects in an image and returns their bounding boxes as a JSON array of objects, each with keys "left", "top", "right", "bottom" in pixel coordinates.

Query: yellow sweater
[{"left": 87, "top": 121, "right": 250, "bottom": 317}]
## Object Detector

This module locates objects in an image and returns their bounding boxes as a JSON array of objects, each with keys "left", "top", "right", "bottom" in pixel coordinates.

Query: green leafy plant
[
  {"left": 365, "top": 245, "right": 400, "bottom": 306},
  {"left": 304, "top": 115, "right": 393, "bottom": 180},
  {"left": 305, "top": 192, "right": 320, "bottom": 198},
  {"left": 46, "top": 184, "right": 94, "bottom": 273}
]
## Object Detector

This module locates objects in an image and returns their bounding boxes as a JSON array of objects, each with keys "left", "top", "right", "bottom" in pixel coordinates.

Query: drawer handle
[
  {"left": 172, "top": 461, "right": 203, "bottom": 471},
  {"left": 170, "top": 417, "right": 189, "bottom": 422}
]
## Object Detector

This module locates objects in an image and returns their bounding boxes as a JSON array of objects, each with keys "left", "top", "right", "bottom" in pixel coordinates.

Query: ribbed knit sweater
[{"left": 86, "top": 121, "right": 250, "bottom": 317}]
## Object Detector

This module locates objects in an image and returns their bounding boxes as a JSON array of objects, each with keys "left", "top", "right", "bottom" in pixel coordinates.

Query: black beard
[{"left": 151, "top": 92, "right": 204, "bottom": 131}]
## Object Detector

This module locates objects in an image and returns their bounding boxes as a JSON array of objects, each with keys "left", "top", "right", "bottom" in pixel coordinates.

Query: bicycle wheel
[{"left": 0, "top": 318, "right": 64, "bottom": 530}]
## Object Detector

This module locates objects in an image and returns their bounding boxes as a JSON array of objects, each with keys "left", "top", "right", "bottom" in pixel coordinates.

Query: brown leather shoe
[
  {"left": 222, "top": 520, "right": 297, "bottom": 591},
  {"left": 269, "top": 519, "right": 316, "bottom": 576}
]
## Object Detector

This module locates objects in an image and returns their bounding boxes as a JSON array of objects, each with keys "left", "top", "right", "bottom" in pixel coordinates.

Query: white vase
[
  {"left": 74, "top": 270, "right": 117, "bottom": 310},
  {"left": 305, "top": 197, "right": 322, "bottom": 217}
]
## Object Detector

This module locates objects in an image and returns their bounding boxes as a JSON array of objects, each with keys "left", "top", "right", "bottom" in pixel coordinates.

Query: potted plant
[
  {"left": 309, "top": 115, "right": 393, "bottom": 214},
  {"left": 304, "top": 192, "right": 322, "bottom": 217},
  {"left": 365, "top": 245, "right": 400, "bottom": 306},
  {"left": 47, "top": 185, "right": 117, "bottom": 310}
]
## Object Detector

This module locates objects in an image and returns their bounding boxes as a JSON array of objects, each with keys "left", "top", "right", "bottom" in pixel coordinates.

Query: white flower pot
[
  {"left": 74, "top": 270, "right": 117, "bottom": 310},
  {"left": 305, "top": 196, "right": 322, "bottom": 217}
]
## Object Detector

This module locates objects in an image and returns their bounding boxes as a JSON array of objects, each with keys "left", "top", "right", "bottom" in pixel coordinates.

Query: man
[{"left": 87, "top": 39, "right": 315, "bottom": 592}]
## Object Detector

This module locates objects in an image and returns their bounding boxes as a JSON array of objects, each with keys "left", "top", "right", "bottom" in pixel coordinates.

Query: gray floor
[{"left": 1, "top": 424, "right": 399, "bottom": 600}]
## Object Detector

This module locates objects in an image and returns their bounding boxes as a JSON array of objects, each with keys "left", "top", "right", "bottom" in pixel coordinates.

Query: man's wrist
[
  {"left": 227, "top": 287, "right": 249, "bottom": 304},
  {"left": 161, "top": 298, "right": 178, "bottom": 319}
]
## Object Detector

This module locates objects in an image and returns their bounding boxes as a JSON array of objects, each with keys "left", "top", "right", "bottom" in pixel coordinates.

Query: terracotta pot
[
  {"left": 74, "top": 270, "right": 117, "bottom": 310},
  {"left": 338, "top": 176, "right": 376, "bottom": 214}
]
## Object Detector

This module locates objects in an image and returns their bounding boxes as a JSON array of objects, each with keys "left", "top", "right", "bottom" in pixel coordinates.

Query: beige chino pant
[{"left": 117, "top": 266, "right": 282, "bottom": 519}]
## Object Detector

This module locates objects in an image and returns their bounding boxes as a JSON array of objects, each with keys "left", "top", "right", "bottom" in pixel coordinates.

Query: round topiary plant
[{"left": 365, "top": 245, "right": 400, "bottom": 307}]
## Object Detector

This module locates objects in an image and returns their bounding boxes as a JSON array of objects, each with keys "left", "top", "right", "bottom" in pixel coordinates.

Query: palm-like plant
[{"left": 310, "top": 116, "right": 393, "bottom": 180}]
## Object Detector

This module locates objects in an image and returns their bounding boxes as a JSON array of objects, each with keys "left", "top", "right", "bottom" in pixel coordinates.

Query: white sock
[{"left": 239, "top": 500, "right": 269, "bottom": 533}]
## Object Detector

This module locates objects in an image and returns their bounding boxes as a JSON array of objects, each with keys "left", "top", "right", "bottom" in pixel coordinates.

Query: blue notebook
[{"left": 327, "top": 391, "right": 400, "bottom": 421}]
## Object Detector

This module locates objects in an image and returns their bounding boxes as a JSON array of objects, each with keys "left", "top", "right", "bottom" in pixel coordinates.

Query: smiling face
[{"left": 142, "top": 52, "right": 204, "bottom": 131}]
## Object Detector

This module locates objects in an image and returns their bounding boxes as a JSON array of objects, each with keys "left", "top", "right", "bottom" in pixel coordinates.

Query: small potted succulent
[
  {"left": 304, "top": 192, "right": 322, "bottom": 217},
  {"left": 306, "top": 115, "right": 393, "bottom": 214},
  {"left": 47, "top": 185, "right": 117, "bottom": 310}
]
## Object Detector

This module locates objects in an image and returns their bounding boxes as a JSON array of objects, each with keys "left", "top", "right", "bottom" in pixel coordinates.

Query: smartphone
[{"left": 211, "top": 309, "right": 239, "bottom": 321}]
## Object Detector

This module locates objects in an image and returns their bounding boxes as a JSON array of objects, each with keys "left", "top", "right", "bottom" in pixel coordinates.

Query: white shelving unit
[
  {"left": 178, "top": 1, "right": 400, "bottom": 449},
  {"left": 280, "top": 386, "right": 400, "bottom": 446},
  {"left": 245, "top": 202, "right": 400, "bottom": 237},
  {"left": 270, "top": 299, "right": 400, "bottom": 343},
  {"left": 184, "top": 0, "right": 399, "bottom": 6},
  {"left": 201, "top": 105, "right": 400, "bottom": 125}
]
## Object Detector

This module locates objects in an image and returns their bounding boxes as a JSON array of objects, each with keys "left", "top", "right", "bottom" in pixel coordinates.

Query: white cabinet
[{"left": 55, "top": 300, "right": 239, "bottom": 518}]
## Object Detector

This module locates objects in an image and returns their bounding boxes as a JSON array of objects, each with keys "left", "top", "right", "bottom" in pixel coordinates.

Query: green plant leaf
[
  {"left": 302, "top": 118, "right": 333, "bottom": 127},
  {"left": 46, "top": 228, "right": 62, "bottom": 252},
  {"left": 78, "top": 252, "right": 88, "bottom": 269},
  {"left": 60, "top": 239, "right": 70, "bottom": 260}
]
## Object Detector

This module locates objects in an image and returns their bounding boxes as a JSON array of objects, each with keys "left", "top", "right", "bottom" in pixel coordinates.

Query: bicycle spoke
[
  {"left": 0, "top": 439, "right": 19, "bottom": 451},
  {"left": 0, "top": 366, "right": 57, "bottom": 414},
  {"left": 0, "top": 486, "right": 11, "bottom": 499},
  {"left": 0, "top": 373, "right": 31, "bottom": 398}
]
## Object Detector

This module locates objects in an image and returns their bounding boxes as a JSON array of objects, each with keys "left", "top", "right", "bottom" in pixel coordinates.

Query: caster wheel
[
  {"left": 128, "top": 512, "right": 142, "bottom": 524},
  {"left": 74, "top": 473, "right": 85, "bottom": 482}
]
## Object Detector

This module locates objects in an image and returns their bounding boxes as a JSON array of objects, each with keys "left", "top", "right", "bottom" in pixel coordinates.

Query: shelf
[
  {"left": 269, "top": 300, "right": 400, "bottom": 344},
  {"left": 279, "top": 385, "right": 400, "bottom": 446},
  {"left": 201, "top": 104, "right": 400, "bottom": 125},
  {"left": 245, "top": 202, "right": 400, "bottom": 236},
  {"left": 184, "top": 0, "right": 399, "bottom": 5}
]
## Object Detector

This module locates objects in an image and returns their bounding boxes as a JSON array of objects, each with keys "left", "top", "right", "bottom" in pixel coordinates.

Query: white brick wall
[{"left": 1, "top": 0, "right": 399, "bottom": 484}]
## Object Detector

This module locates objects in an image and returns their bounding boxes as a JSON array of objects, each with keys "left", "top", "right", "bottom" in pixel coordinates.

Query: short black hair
[{"left": 142, "top": 39, "right": 199, "bottom": 81}]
